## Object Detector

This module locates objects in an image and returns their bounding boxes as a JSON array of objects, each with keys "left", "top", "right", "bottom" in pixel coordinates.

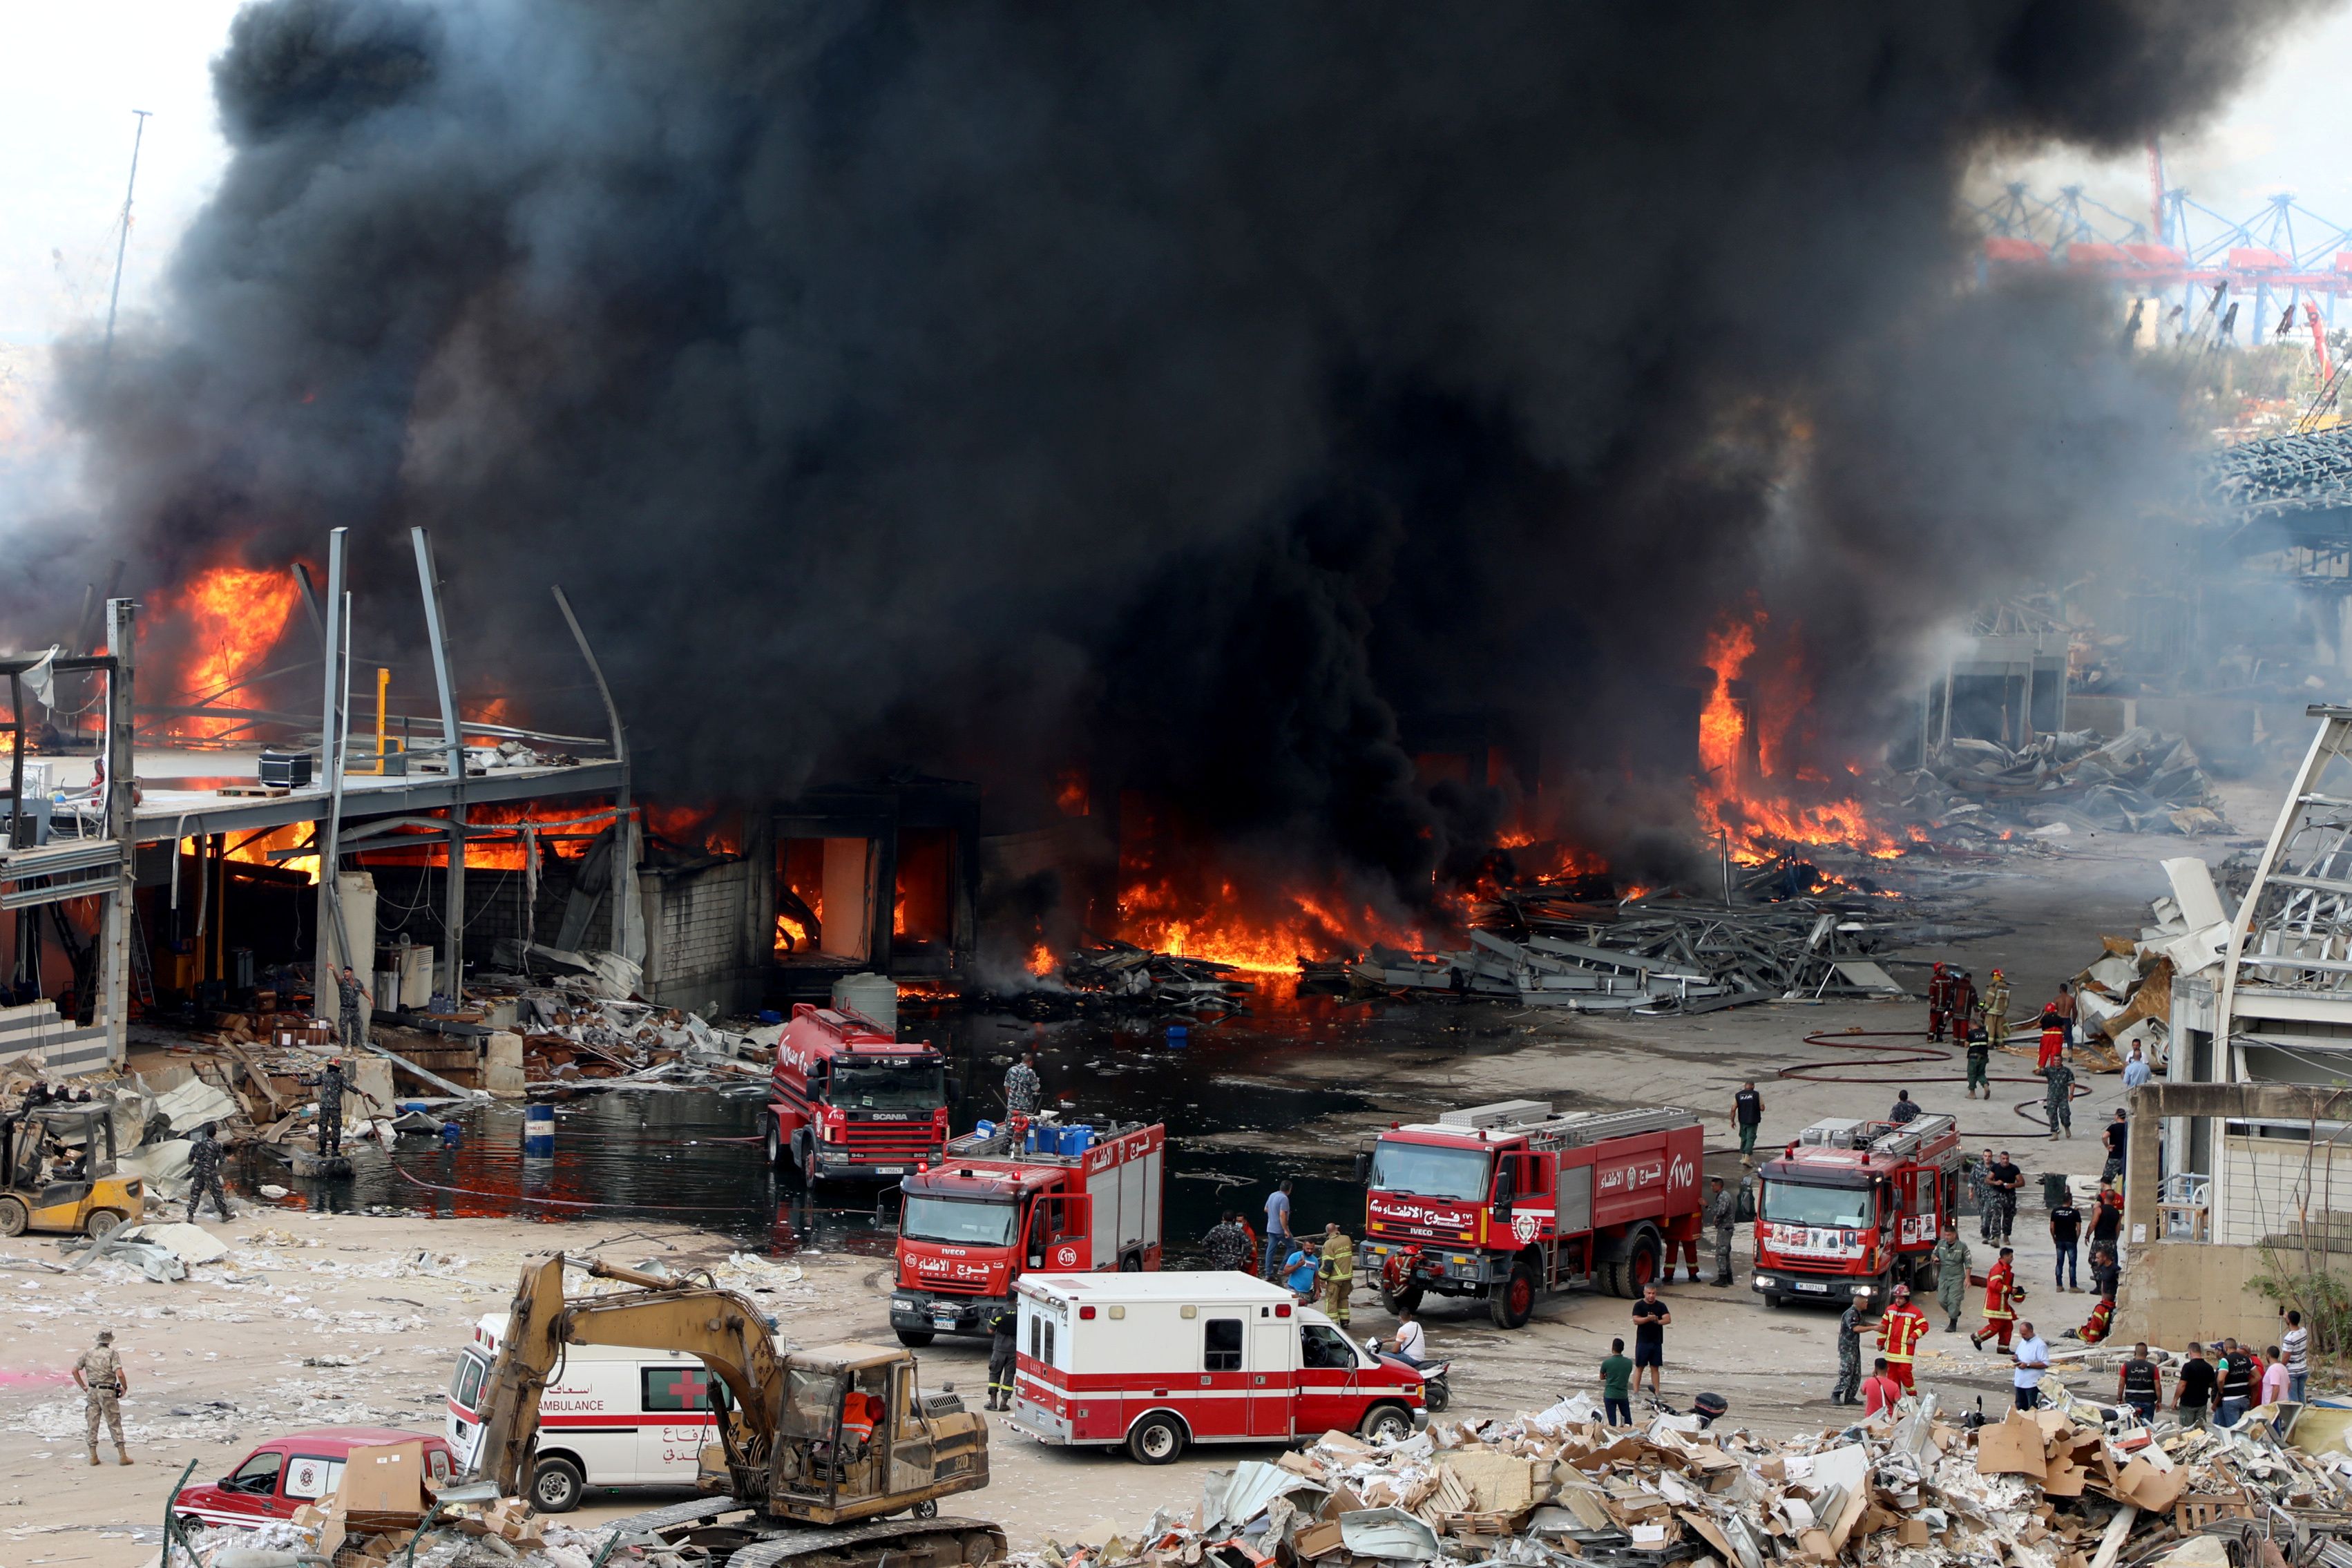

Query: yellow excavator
[{"left": 468, "top": 1253, "right": 1004, "bottom": 1568}]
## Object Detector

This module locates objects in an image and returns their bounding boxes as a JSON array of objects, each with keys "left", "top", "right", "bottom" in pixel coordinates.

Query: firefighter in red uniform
[
  {"left": 1970, "top": 1246, "right": 2019, "bottom": 1351},
  {"left": 1875, "top": 1283, "right": 1930, "bottom": 1393},
  {"left": 1926, "top": 963, "right": 1953, "bottom": 1042},
  {"left": 1949, "top": 969, "right": 1978, "bottom": 1038},
  {"left": 2069, "top": 1293, "right": 2116, "bottom": 1345}
]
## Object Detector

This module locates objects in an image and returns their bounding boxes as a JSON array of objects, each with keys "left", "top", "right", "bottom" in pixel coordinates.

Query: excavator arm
[{"left": 468, "top": 1253, "right": 789, "bottom": 1504}]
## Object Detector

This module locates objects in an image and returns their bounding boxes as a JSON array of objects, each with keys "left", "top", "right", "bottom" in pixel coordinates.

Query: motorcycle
[{"left": 1365, "top": 1336, "right": 1451, "bottom": 1414}]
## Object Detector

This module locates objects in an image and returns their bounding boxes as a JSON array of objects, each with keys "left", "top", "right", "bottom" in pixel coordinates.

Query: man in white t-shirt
[
  {"left": 1390, "top": 1308, "right": 1426, "bottom": 1368},
  {"left": 2284, "top": 1311, "right": 2311, "bottom": 1406},
  {"left": 2012, "top": 1322, "right": 2049, "bottom": 1411}
]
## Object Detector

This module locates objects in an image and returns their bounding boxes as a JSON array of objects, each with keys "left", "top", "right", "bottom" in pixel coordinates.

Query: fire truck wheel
[
  {"left": 1488, "top": 1265, "right": 1536, "bottom": 1329},
  {"left": 1600, "top": 1262, "right": 1626, "bottom": 1299},
  {"left": 1120, "top": 1253, "right": 1144, "bottom": 1272},
  {"left": 763, "top": 1114, "right": 783, "bottom": 1168},
  {"left": 1359, "top": 1404, "right": 1415, "bottom": 1445},
  {"left": 895, "top": 1328, "right": 935, "bottom": 1348},
  {"left": 1623, "top": 1232, "right": 1663, "bottom": 1294},
  {"left": 1761, "top": 1292, "right": 1782, "bottom": 1310},
  {"left": 1379, "top": 1283, "right": 1423, "bottom": 1315},
  {"left": 793, "top": 1131, "right": 820, "bottom": 1183},
  {"left": 1127, "top": 1412, "right": 1187, "bottom": 1464}
]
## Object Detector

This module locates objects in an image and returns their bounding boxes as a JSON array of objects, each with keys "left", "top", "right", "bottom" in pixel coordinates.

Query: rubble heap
[
  {"left": 1304, "top": 899, "right": 1924, "bottom": 1013},
  {"left": 2036, "top": 857, "right": 2233, "bottom": 1074},
  {"left": 1044, "top": 940, "right": 1254, "bottom": 1015},
  {"left": 1899, "top": 728, "right": 2229, "bottom": 841},
  {"left": 1019, "top": 1387, "right": 2352, "bottom": 1568}
]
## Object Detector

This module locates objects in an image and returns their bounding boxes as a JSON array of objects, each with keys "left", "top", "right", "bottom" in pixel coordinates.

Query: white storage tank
[{"left": 832, "top": 972, "right": 899, "bottom": 1036}]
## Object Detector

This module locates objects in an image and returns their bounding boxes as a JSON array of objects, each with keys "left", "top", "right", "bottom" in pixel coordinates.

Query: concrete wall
[
  {"left": 2113, "top": 1239, "right": 2291, "bottom": 1352},
  {"left": 640, "top": 857, "right": 767, "bottom": 1015},
  {"left": 2217, "top": 1132, "right": 2352, "bottom": 1253}
]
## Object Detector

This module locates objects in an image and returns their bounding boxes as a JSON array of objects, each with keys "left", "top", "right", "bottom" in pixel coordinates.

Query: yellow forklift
[{"left": 0, "top": 1105, "right": 143, "bottom": 1238}]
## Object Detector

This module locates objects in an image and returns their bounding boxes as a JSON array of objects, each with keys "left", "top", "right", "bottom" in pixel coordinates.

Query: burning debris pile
[
  {"left": 1901, "top": 729, "right": 2229, "bottom": 841},
  {"left": 1019, "top": 1387, "right": 2352, "bottom": 1568},
  {"left": 1031, "top": 939, "right": 1254, "bottom": 1017},
  {"left": 1303, "top": 898, "right": 1939, "bottom": 1013}
]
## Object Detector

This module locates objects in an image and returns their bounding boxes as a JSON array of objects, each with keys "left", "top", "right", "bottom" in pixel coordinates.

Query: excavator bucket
[{"left": 466, "top": 1252, "right": 569, "bottom": 1493}]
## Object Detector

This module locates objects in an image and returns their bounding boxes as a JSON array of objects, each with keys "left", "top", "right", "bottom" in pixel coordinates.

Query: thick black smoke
[{"left": 22, "top": 0, "right": 2320, "bottom": 908}]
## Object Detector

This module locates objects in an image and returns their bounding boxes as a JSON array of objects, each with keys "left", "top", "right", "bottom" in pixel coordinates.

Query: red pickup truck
[{"left": 171, "top": 1428, "right": 455, "bottom": 1531}]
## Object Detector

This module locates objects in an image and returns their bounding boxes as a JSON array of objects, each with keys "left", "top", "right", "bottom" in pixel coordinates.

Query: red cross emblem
[{"left": 656, "top": 1368, "right": 709, "bottom": 1408}]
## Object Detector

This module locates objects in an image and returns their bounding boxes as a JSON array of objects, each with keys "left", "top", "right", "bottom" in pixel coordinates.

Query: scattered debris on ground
[
  {"left": 1013, "top": 1379, "right": 2352, "bottom": 1568},
  {"left": 1026, "top": 940, "right": 1255, "bottom": 1016},
  {"left": 1899, "top": 728, "right": 2231, "bottom": 841}
]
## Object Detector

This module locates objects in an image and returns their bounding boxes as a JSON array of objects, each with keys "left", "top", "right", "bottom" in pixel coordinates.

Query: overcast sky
[{"left": 3, "top": 3, "right": 2351, "bottom": 351}]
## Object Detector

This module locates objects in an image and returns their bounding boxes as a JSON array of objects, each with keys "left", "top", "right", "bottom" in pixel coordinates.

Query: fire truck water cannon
[
  {"left": 1750, "top": 1114, "right": 1961, "bottom": 1311},
  {"left": 761, "top": 1005, "right": 956, "bottom": 1185},
  {"left": 890, "top": 1117, "right": 1166, "bottom": 1346},
  {"left": 1355, "top": 1101, "right": 1705, "bottom": 1331}
]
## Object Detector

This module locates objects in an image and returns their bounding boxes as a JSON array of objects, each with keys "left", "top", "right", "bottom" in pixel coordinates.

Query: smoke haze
[{"left": 17, "top": 0, "right": 2322, "bottom": 907}]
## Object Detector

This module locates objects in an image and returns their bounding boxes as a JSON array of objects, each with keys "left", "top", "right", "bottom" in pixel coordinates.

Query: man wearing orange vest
[
  {"left": 1970, "top": 1246, "right": 2019, "bottom": 1352},
  {"left": 1875, "top": 1283, "right": 1930, "bottom": 1393}
]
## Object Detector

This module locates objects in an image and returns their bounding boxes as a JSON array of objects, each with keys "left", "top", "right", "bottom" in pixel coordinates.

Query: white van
[{"left": 445, "top": 1313, "right": 766, "bottom": 1512}]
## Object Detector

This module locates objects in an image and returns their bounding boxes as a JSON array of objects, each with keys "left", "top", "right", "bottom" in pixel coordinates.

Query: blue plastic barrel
[
  {"left": 974, "top": 1119, "right": 996, "bottom": 1139},
  {"left": 1165, "top": 1024, "right": 1189, "bottom": 1048},
  {"left": 1063, "top": 1125, "right": 1094, "bottom": 1158},
  {"left": 523, "top": 1103, "right": 555, "bottom": 1156}
]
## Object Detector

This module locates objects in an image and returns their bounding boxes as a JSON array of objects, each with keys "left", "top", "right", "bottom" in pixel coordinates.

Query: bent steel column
[{"left": 412, "top": 528, "right": 466, "bottom": 1001}]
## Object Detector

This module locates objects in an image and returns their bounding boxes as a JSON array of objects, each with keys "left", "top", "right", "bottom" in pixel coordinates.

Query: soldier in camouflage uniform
[
  {"left": 1202, "top": 1212, "right": 1252, "bottom": 1272},
  {"left": 1002, "top": 1053, "right": 1042, "bottom": 1117},
  {"left": 188, "top": 1124, "right": 233, "bottom": 1221},
  {"left": 314, "top": 1059, "right": 346, "bottom": 1158},
  {"left": 336, "top": 967, "right": 371, "bottom": 1052},
  {"left": 74, "top": 1329, "right": 131, "bottom": 1466},
  {"left": 2043, "top": 1060, "right": 2076, "bottom": 1140},
  {"left": 1933, "top": 1227, "right": 1972, "bottom": 1332}
]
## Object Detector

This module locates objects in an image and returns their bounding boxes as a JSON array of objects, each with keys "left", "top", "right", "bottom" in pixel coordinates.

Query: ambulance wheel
[
  {"left": 0, "top": 1198, "right": 24, "bottom": 1238},
  {"left": 530, "top": 1456, "right": 584, "bottom": 1513},
  {"left": 1127, "top": 1412, "right": 1186, "bottom": 1465},
  {"left": 1380, "top": 1283, "right": 1424, "bottom": 1316},
  {"left": 1488, "top": 1265, "right": 1535, "bottom": 1330},
  {"left": 895, "top": 1329, "right": 935, "bottom": 1348},
  {"left": 1359, "top": 1404, "right": 1414, "bottom": 1445}
]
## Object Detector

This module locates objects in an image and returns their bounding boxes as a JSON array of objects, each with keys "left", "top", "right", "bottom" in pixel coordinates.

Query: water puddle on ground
[{"left": 262, "top": 984, "right": 1551, "bottom": 1256}]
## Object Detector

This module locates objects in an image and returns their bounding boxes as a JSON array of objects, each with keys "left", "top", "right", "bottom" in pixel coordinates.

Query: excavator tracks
[{"left": 602, "top": 1499, "right": 1006, "bottom": 1568}]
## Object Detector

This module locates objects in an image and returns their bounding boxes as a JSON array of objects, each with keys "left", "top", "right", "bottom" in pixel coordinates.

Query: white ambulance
[
  {"left": 445, "top": 1313, "right": 768, "bottom": 1512},
  {"left": 1008, "top": 1272, "right": 1426, "bottom": 1464}
]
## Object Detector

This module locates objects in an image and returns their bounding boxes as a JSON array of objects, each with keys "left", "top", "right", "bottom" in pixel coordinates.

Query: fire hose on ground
[{"left": 1777, "top": 1027, "right": 2093, "bottom": 1131}]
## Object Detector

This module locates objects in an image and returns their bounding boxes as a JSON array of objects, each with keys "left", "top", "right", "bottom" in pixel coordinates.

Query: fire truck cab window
[
  {"left": 902, "top": 1195, "right": 1017, "bottom": 1247},
  {"left": 829, "top": 1060, "right": 945, "bottom": 1111},
  {"left": 1369, "top": 1141, "right": 1491, "bottom": 1203},
  {"left": 1760, "top": 1180, "right": 1870, "bottom": 1230},
  {"left": 1203, "top": 1317, "right": 1243, "bottom": 1372},
  {"left": 1300, "top": 1323, "right": 1357, "bottom": 1369}
]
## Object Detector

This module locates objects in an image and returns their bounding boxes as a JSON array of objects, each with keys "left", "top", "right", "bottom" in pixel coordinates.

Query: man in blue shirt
[
  {"left": 2123, "top": 1045, "right": 2152, "bottom": 1090},
  {"left": 1263, "top": 1179, "right": 1294, "bottom": 1277}
]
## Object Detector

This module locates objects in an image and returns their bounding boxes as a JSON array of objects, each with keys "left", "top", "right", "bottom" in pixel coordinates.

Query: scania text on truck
[
  {"left": 1357, "top": 1102, "right": 1703, "bottom": 1329},
  {"left": 891, "top": 1118, "right": 1165, "bottom": 1346},
  {"left": 1008, "top": 1273, "right": 1424, "bottom": 1464},
  {"left": 759, "top": 1004, "right": 953, "bottom": 1183},
  {"left": 1750, "top": 1114, "right": 1961, "bottom": 1309}
]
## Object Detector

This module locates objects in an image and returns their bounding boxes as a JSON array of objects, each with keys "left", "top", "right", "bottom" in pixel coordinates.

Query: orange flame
[
  {"left": 157, "top": 564, "right": 303, "bottom": 740},
  {"left": 1694, "top": 607, "right": 1899, "bottom": 864},
  {"left": 1116, "top": 875, "right": 1430, "bottom": 975},
  {"left": 1026, "top": 941, "right": 1055, "bottom": 977}
]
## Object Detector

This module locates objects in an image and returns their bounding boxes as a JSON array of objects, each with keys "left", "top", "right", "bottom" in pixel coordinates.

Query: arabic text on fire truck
[{"left": 761, "top": 1005, "right": 953, "bottom": 1183}]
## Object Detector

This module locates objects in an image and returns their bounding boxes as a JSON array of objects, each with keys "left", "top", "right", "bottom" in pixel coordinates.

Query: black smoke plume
[{"left": 19, "top": 0, "right": 2319, "bottom": 916}]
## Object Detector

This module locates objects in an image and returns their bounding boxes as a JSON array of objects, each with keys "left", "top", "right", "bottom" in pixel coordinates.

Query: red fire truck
[
  {"left": 889, "top": 1118, "right": 1165, "bottom": 1346},
  {"left": 1356, "top": 1102, "right": 1704, "bottom": 1330},
  {"left": 758, "top": 1004, "right": 953, "bottom": 1184},
  {"left": 1750, "top": 1114, "right": 1962, "bottom": 1310}
]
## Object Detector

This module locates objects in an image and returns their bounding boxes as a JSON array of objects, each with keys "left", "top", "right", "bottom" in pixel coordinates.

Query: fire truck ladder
[
  {"left": 1801, "top": 1113, "right": 1957, "bottom": 1161},
  {"left": 1524, "top": 1107, "right": 1703, "bottom": 1151}
]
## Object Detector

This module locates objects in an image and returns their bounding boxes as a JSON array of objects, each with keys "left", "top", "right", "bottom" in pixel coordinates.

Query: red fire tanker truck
[
  {"left": 1750, "top": 1113, "right": 1962, "bottom": 1310},
  {"left": 758, "top": 1004, "right": 953, "bottom": 1183},
  {"left": 890, "top": 1117, "right": 1166, "bottom": 1346},
  {"left": 1355, "top": 1101, "right": 1704, "bottom": 1329}
]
